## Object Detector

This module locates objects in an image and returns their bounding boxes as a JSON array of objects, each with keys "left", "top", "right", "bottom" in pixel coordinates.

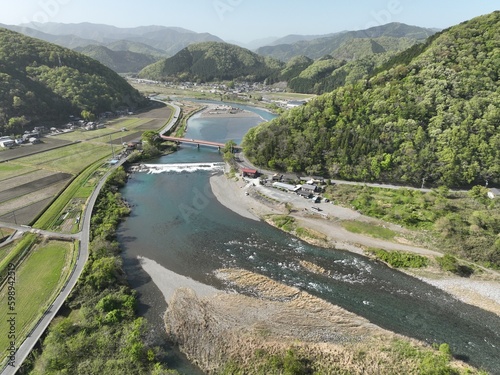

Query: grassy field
[
  {"left": 0, "top": 163, "right": 36, "bottom": 182},
  {"left": 53, "top": 118, "right": 154, "bottom": 142},
  {"left": 0, "top": 239, "right": 74, "bottom": 364},
  {"left": 17, "top": 142, "right": 112, "bottom": 175},
  {"left": 32, "top": 160, "right": 106, "bottom": 231},
  {"left": 0, "top": 234, "right": 37, "bottom": 280},
  {"left": 341, "top": 220, "right": 397, "bottom": 240}
]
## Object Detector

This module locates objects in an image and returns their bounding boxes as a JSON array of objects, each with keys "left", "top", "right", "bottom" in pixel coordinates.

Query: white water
[{"left": 137, "top": 162, "right": 226, "bottom": 174}]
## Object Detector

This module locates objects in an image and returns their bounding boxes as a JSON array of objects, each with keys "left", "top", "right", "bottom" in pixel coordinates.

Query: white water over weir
[{"left": 130, "top": 162, "right": 226, "bottom": 174}]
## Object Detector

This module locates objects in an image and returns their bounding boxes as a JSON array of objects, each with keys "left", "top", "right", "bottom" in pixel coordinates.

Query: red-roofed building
[{"left": 241, "top": 168, "right": 259, "bottom": 178}]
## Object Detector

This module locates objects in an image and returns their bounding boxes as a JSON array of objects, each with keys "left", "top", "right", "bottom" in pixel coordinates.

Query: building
[
  {"left": 241, "top": 168, "right": 259, "bottom": 178},
  {"left": 487, "top": 188, "right": 500, "bottom": 199},
  {"left": 273, "top": 182, "right": 300, "bottom": 192},
  {"left": 300, "top": 184, "right": 317, "bottom": 194}
]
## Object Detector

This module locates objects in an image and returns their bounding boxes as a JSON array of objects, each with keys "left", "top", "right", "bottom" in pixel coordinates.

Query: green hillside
[
  {"left": 287, "top": 51, "right": 394, "bottom": 94},
  {"left": 105, "top": 40, "right": 168, "bottom": 57},
  {"left": 243, "top": 12, "right": 500, "bottom": 188},
  {"left": 74, "top": 45, "right": 161, "bottom": 73},
  {"left": 138, "top": 42, "right": 284, "bottom": 82},
  {"left": 0, "top": 28, "right": 147, "bottom": 135},
  {"left": 257, "top": 22, "right": 436, "bottom": 62}
]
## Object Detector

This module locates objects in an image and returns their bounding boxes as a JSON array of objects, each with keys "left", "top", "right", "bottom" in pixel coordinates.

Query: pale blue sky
[{"left": 0, "top": 0, "right": 498, "bottom": 42}]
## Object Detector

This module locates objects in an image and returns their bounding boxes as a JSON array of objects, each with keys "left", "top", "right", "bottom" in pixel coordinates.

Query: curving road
[{"left": 0, "top": 102, "right": 179, "bottom": 374}]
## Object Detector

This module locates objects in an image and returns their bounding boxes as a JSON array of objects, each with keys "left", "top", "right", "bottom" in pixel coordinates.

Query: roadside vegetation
[{"left": 22, "top": 168, "right": 177, "bottom": 374}]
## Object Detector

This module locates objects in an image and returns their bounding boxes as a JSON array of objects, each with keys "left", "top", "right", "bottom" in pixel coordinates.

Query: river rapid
[{"left": 118, "top": 102, "right": 500, "bottom": 374}]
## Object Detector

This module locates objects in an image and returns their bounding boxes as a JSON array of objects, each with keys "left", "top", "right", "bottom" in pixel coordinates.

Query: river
[{"left": 118, "top": 101, "right": 500, "bottom": 374}]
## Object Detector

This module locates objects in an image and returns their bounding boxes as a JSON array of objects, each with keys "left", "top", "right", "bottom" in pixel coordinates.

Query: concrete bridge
[{"left": 160, "top": 135, "right": 242, "bottom": 150}]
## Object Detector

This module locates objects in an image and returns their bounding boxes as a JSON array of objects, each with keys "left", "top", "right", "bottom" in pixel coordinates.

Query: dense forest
[
  {"left": 243, "top": 11, "right": 500, "bottom": 188},
  {"left": 138, "top": 41, "right": 284, "bottom": 83},
  {"left": 286, "top": 37, "right": 418, "bottom": 94},
  {"left": 0, "top": 28, "right": 148, "bottom": 135}
]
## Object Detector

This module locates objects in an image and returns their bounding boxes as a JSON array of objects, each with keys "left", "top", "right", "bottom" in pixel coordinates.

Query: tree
[{"left": 81, "top": 109, "right": 96, "bottom": 122}]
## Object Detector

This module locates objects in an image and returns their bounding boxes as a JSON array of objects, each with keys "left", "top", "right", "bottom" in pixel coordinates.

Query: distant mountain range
[
  {"left": 257, "top": 23, "right": 437, "bottom": 61},
  {"left": 1, "top": 21, "right": 438, "bottom": 79},
  {"left": 0, "top": 22, "right": 223, "bottom": 73}
]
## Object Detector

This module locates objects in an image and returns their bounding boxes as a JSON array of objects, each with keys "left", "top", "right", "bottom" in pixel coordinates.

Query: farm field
[
  {"left": 0, "top": 239, "right": 75, "bottom": 364},
  {"left": 52, "top": 117, "right": 155, "bottom": 142},
  {"left": 0, "top": 138, "right": 73, "bottom": 163},
  {"left": 0, "top": 103, "right": 172, "bottom": 227}
]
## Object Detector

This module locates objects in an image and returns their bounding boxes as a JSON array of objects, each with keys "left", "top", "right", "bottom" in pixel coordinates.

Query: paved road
[{"left": 155, "top": 100, "right": 180, "bottom": 136}]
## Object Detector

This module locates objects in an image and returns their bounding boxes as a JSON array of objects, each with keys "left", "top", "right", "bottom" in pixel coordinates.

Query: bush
[
  {"left": 436, "top": 254, "right": 474, "bottom": 277},
  {"left": 368, "top": 248, "right": 429, "bottom": 268}
]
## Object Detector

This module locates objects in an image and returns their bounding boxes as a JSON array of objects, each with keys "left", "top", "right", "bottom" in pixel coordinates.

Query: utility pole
[{"left": 109, "top": 134, "right": 115, "bottom": 159}]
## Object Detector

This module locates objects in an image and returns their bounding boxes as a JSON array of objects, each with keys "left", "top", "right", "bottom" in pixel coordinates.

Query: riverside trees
[{"left": 243, "top": 12, "right": 500, "bottom": 189}]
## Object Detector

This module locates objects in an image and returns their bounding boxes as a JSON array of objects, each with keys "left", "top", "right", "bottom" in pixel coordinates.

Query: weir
[{"left": 130, "top": 162, "right": 226, "bottom": 174}]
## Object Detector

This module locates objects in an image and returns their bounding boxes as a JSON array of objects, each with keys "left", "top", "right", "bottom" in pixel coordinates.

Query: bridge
[{"left": 160, "top": 135, "right": 242, "bottom": 150}]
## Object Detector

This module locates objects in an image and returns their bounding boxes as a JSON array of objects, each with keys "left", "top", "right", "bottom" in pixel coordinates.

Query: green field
[
  {"left": 33, "top": 160, "right": 107, "bottom": 231},
  {"left": 0, "top": 239, "right": 74, "bottom": 363},
  {"left": 53, "top": 118, "right": 153, "bottom": 142},
  {"left": 0, "top": 163, "right": 36, "bottom": 182},
  {"left": 17, "top": 143, "right": 112, "bottom": 175},
  {"left": 341, "top": 220, "right": 397, "bottom": 240}
]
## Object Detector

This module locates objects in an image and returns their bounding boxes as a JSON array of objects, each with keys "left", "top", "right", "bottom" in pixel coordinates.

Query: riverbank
[{"left": 209, "top": 172, "right": 500, "bottom": 316}]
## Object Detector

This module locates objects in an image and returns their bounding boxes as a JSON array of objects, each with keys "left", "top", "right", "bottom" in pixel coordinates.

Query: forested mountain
[
  {"left": 269, "top": 32, "right": 343, "bottom": 46},
  {"left": 74, "top": 45, "right": 161, "bottom": 73},
  {"left": 257, "top": 23, "right": 437, "bottom": 62},
  {"left": 286, "top": 37, "right": 415, "bottom": 94},
  {"left": 243, "top": 12, "right": 500, "bottom": 188},
  {"left": 105, "top": 40, "right": 168, "bottom": 57},
  {"left": 0, "top": 23, "right": 97, "bottom": 49},
  {"left": 0, "top": 28, "right": 147, "bottom": 135},
  {"left": 18, "top": 22, "right": 224, "bottom": 56},
  {"left": 138, "top": 42, "right": 284, "bottom": 82}
]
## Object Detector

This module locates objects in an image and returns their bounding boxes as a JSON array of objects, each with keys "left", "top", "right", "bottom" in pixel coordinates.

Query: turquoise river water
[{"left": 118, "top": 102, "right": 500, "bottom": 374}]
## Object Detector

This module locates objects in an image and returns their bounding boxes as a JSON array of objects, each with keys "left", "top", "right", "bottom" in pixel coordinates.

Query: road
[
  {"left": 0, "top": 101, "right": 178, "bottom": 374},
  {"left": 155, "top": 100, "right": 181, "bottom": 136},
  {"left": 0, "top": 156, "right": 130, "bottom": 375}
]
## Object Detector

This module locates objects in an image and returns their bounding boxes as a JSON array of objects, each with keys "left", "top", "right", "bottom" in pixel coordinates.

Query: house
[
  {"left": 300, "top": 184, "right": 317, "bottom": 194},
  {"left": 487, "top": 188, "right": 500, "bottom": 199},
  {"left": 273, "top": 182, "right": 300, "bottom": 192},
  {"left": 241, "top": 168, "right": 259, "bottom": 178}
]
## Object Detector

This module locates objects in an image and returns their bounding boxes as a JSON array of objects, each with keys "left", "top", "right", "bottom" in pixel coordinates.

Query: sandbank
[{"left": 137, "top": 256, "right": 220, "bottom": 302}]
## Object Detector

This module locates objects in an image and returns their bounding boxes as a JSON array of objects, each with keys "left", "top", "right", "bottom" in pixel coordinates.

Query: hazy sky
[{"left": 0, "top": 0, "right": 498, "bottom": 42}]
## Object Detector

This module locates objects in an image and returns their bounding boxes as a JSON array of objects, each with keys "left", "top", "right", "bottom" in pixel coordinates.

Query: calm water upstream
[{"left": 118, "top": 102, "right": 500, "bottom": 374}]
